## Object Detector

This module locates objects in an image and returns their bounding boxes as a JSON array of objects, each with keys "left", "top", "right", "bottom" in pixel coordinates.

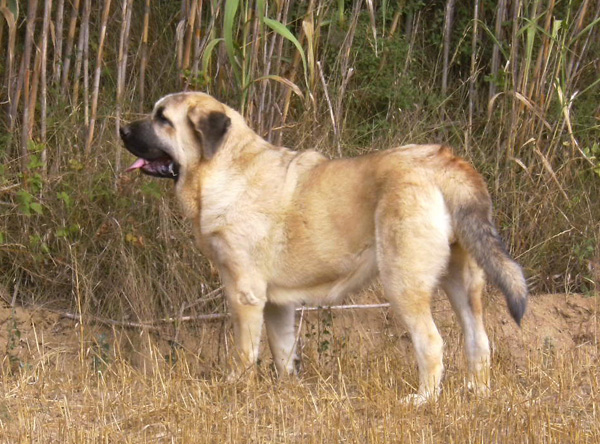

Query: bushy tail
[
  {"left": 434, "top": 146, "right": 528, "bottom": 325},
  {"left": 454, "top": 206, "right": 528, "bottom": 325}
]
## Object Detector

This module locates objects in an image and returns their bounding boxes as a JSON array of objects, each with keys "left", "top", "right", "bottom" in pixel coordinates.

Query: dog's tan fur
[{"left": 120, "top": 92, "right": 528, "bottom": 404}]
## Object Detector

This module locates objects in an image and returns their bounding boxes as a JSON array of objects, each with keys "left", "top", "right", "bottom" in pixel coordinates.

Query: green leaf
[
  {"left": 223, "top": 0, "right": 241, "bottom": 84},
  {"left": 29, "top": 234, "right": 41, "bottom": 247},
  {"left": 478, "top": 20, "right": 510, "bottom": 61},
  {"left": 27, "top": 155, "right": 44, "bottom": 171},
  {"left": 262, "top": 17, "right": 308, "bottom": 89},
  {"left": 251, "top": 75, "right": 303, "bottom": 98},
  {"left": 16, "top": 189, "right": 33, "bottom": 214},
  {"left": 26, "top": 173, "right": 43, "bottom": 193},
  {"left": 30, "top": 202, "right": 43, "bottom": 215},
  {"left": 201, "top": 37, "right": 224, "bottom": 82},
  {"left": 27, "top": 139, "right": 44, "bottom": 154},
  {"left": 256, "top": 0, "right": 265, "bottom": 18},
  {"left": 337, "top": 0, "right": 345, "bottom": 25},
  {"left": 57, "top": 191, "right": 72, "bottom": 208},
  {"left": 68, "top": 159, "right": 84, "bottom": 171}
]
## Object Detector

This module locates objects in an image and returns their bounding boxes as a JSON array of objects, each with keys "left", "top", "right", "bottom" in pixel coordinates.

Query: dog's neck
[{"left": 219, "top": 110, "right": 292, "bottom": 164}]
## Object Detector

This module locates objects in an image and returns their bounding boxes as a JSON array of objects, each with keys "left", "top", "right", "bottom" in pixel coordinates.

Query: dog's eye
[{"left": 155, "top": 107, "right": 173, "bottom": 127}]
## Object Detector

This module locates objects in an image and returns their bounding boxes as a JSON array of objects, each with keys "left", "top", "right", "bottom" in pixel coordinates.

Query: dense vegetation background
[{"left": 1, "top": 0, "right": 599, "bottom": 325}]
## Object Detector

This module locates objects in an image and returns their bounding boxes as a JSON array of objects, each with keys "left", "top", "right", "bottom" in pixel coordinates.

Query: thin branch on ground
[{"left": 50, "top": 302, "right": 394, "bottom": 330}]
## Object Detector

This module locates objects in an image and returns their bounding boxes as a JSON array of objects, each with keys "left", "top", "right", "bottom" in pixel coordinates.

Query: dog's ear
[{"left": 188, "top": 108, "right": 231, "bottom": 159}]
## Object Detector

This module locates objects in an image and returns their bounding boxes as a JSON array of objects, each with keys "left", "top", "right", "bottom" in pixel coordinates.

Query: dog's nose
[{"left": 119, "top": 125, "right": 130, "bottom": 140}]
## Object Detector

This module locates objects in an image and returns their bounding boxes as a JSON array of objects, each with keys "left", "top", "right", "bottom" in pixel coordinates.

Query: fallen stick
[{"left": 56, "top": 303, "right": 393, "bottom": 330}]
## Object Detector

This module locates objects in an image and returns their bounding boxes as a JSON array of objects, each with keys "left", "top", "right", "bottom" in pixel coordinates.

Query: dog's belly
[{"left": 267, "top": 245, "right": 377, "bottom": 306}]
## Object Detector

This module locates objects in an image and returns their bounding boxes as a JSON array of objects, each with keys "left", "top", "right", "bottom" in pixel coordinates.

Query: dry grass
[{"left": 1, "top": 293, "right": 598, "bottom": 443}]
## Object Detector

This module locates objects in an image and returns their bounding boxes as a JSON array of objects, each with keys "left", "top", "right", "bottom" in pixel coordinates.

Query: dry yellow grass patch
[{"left": 1, "top": 293, "right": 598, "bottom": 443}]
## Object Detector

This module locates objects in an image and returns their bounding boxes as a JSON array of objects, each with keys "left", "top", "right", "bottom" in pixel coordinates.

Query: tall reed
[{"left": 0, "top": 0, "right": 598, "bottom": 322}]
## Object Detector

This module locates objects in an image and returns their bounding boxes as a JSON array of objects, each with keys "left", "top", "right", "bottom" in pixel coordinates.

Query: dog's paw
[
  {"left": 400, "top": 392, "right": 436, "bottom": 406},
  {"left": 226, "top": 366, "right": 254, "bottom": 383},
  {"left": 273, "top": 356, "right": 301, "bottom": 378},
  {"left": 467, "top": 379, "right": 491, "bottom": 397}
]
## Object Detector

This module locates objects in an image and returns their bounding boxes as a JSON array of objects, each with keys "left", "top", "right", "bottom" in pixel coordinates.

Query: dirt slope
[{"left": 1, "top": 292, "right": 597, "bottom": 372}]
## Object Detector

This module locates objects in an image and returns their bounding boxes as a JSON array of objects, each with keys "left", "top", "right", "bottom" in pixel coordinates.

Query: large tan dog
[{"left": 120, "top": 91, "right": 528, "bottom": 404}]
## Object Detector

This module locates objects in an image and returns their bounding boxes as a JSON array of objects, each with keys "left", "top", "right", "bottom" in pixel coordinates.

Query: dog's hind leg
[
  {"left": 441, "top": 245, "right": 490, "bottom": 395},
  {"left": 264, "top": 302, "right": 298, "bottom": 376},
  {"left": 376, "top": 186, "right": 451, "bottom": 404}
]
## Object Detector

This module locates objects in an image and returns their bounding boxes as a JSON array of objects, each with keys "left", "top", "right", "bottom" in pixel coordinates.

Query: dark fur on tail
[
  {"left": 455, "top": 204, "right": 528, "bottom": 325},
  {"left": 432, "top": 145, "right": 528, "bottom": 325}
]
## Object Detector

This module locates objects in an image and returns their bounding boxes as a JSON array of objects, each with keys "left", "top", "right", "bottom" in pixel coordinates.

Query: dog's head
[{"left": 120, "top": 92, "right": 232, "bottom": 179}]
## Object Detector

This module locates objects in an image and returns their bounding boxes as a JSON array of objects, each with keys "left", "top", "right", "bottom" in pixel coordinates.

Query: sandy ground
[{"left": 1, "top": 291, "right": 597, "bottom": 375}]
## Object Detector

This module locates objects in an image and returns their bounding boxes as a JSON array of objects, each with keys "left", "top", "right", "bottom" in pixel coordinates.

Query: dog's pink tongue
[{"left": 125, "top": 158, "right": 148, "bottom": 172}]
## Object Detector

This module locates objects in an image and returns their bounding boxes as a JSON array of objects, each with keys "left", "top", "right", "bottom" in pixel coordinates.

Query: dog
[{"left": 120, "top": 91, "right": 528, "bottom": 404}]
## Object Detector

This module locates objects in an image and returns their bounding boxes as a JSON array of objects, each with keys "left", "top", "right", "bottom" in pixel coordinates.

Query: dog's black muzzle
[{"left": 120, "top": 120, "right": 179, "bottom": 179}]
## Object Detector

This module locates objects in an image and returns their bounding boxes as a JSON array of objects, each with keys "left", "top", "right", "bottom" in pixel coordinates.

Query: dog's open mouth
[
  {"left": 119, "top": 120, "right": 180, "bottom": 179},
  {"left": 125, "top": 157, "right": 179, "bottom": 179}
]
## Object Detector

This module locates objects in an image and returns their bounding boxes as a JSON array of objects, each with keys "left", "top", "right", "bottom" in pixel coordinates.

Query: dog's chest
[
  {"left": 196, "top": 174, "right": 276, "bottom": 251},
  {"left": 197, "top": 169, "right": 246, "bottom": 231}
]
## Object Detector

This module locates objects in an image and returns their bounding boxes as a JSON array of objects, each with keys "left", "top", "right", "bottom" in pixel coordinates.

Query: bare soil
[{"left": 1, "top": 292, "right": 597, "bottom": 374}]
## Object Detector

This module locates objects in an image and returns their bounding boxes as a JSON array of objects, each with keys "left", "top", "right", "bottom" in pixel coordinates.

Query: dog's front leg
[
  {"left": 226, "top": 285, "right": 267, "bottom": 379},
  {"left": 264, "top": 302, "right": 298, "bottom": 376}
]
